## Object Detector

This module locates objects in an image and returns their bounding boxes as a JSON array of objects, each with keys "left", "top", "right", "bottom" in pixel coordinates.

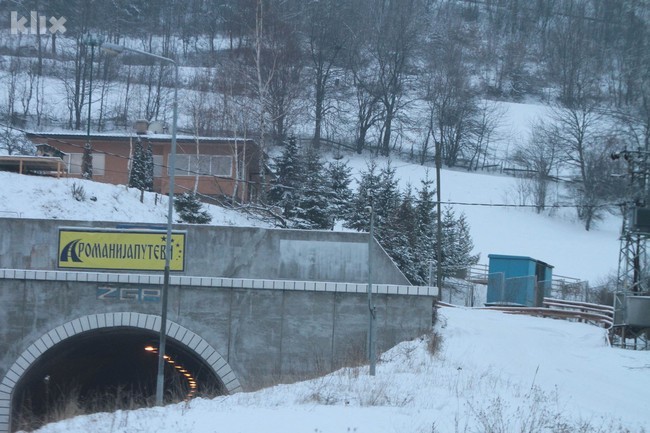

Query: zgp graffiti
[{"left": 96, "top": 287, "right": 161, "bottom": 303}]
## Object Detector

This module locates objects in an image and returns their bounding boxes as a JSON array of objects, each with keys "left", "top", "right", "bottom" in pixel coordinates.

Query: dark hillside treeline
[{"left": 0, "top": 0, "right": 647, "bottom": 232}]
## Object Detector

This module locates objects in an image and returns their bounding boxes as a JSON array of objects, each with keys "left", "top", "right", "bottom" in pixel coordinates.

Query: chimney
[
  {"left": 149, "top": 120, "right": 164, "bottom": 134},
  {"left": 134, "top": 119, "right": 149, "bottom": 135}
]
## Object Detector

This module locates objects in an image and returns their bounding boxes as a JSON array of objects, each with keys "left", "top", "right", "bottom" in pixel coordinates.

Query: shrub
[
  {"left": 174, "top": 192, "right": 211, "bottom": 224},
  {"left": 70, "top": 182, "right": 86, "bottom": 202},
  {"left": 427, "top": 329, "right": 443, "bottom": 356}
]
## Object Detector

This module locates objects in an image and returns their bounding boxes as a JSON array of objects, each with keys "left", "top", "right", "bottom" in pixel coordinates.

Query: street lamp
[
  {"left": 81, "top": 33, "right": 104, "bottom": 179},
  {"left": 365, "top": 204, "right": 376, "bottom": 376},
  {"left": 435, "top": 140, "right": 443, "bottom": 298},
  {"left": 103, "top": 42, "right": 179, "bottom": 406}
]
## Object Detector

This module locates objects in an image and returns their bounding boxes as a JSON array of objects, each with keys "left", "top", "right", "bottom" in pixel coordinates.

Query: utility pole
[
  {"left": 610, "top": 149, "right": 650, "bottom": 334},
  {"left": 81, "top": 34, "right": 103, "bottom": 179},
  {"left": 435, "top": 139, "right": 443, "bottom": 298}
]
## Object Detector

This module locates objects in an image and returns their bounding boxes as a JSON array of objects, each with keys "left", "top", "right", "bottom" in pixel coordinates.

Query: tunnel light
[{"left": 143, "top": 345, "right": 199, "bottom": 400}]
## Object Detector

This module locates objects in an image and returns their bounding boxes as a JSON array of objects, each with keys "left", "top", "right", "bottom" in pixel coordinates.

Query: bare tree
[
  {"left": 252, "top": 0, "right": 273, "bottom": 201},
  {"left": 19, "top": 61, "right": 37, "bottom": 122},
  {"left": 423, "top": 47, "right": 477, "bottom": 168},
  {"left": 547, "top": 101, "right": 614, "bottom": 230},
  {"left": 60, "top": 36, "right": 88, "bottom": 130},
  {"left": 302, "top": 0, "right": 350, "bottom": 148},
  {"left": 512, "top": 118, "right": 561, "bottom": 213},
  {"left": 367, "top": 0, "right": 426, "bottom": 156},
  {"left": 468, "top": 99, "right": 506, "bottom": 170},
  {"left": 4, "top": 57, "right": 20, "bottom": 124},
  {"left": 0, "top": 127, "right": 34, "bottom": 155},
  {"left": 349, "top": 51, "right": 383, "bottom": 154},
  {"left": 265, "top": 21, "right": 304, "bottom": 146},
  {"left": 546, "top": 0, "right": 600, "bottom": 107}
]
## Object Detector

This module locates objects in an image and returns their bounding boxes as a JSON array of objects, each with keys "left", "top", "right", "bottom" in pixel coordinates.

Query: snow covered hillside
[
  {"left": 2, "top": 136, "right": 621, "bottom": 285},
  {"left": 28, "top": 307, "right": 650, "bottom": 433}
]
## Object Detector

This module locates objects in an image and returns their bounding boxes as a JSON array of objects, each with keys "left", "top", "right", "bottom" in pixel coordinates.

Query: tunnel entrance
[{"left": 11, "top": 327, "right": 224, "bottom": 432}]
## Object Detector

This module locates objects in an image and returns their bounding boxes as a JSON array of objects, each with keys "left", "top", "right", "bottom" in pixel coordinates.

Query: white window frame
[
  {"left": 65, "top": 152, "right": 105, "bottom": 176},
  {"left": 169, "top": 154, "right": 232, "bottom": 177}
]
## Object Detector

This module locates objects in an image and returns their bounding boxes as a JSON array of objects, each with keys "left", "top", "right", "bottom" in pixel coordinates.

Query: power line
[{"left": 444, "top": 200, "right": 618, "bottom": 209}]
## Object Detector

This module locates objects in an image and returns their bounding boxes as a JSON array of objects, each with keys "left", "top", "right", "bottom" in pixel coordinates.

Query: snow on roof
[{"left": 26, "top": 130, "right": 256, "bottom": 143}]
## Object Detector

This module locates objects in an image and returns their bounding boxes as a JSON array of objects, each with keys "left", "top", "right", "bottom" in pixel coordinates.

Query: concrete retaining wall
[
  {"left": 0, "top": 218, "right": 434, "bottom": 433},
  {"left": 0, "top": 276, "right": 434, "bottom": 389},
  {"left": 0, "top": 218, "right": 409, "bottom": 284}
]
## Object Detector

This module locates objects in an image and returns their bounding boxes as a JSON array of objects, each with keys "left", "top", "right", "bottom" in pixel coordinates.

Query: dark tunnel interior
[{"left": 11, "top": 327, "right": 224, "bottom": 431}]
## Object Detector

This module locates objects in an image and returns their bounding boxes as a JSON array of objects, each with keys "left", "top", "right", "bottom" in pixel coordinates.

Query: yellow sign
[{"left": 58, "top": 228, "right": 186, "bottom": 271}]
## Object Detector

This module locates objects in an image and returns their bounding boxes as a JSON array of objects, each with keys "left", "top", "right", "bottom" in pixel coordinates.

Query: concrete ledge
[{"left": 0, "top": 269, "right": 439, "bottom": 297}]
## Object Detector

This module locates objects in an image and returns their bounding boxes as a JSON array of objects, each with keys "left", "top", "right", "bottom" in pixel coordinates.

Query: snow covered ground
[{"left": 27, "top": 306, "right": 650, "bottom": 433}]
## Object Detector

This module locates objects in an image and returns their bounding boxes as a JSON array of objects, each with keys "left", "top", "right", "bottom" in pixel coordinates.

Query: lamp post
[
  {"left": 435, "top": 139, "right": 443, "bottom": 298},
  {"left": 81, "top": 34, "right": 104, "bottom": 179},
  {"left": 365, "top": 204, "right": 376, "bottom": 376},
  {"left": 102, "top": 42, "right": 178, "bottom": 406}
]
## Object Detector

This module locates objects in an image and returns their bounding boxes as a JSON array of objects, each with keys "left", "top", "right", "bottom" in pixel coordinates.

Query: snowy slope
[
  {"left": 0, "top": 171, "right": 266, "bottom": 228},
  {"left": 2, "top": 139, "right": 621, "bottom": 284},
  {"left": 28, "top": 307, "right": 650, "bottom": 433}
]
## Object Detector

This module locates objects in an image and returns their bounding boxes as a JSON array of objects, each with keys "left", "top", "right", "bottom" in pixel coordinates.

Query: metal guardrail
[
  {"left": 481, "top": 297, "right": 614, "bottom": 329},
  {"left": 466, "top": 265, "right": 588, "bottom": 302}
]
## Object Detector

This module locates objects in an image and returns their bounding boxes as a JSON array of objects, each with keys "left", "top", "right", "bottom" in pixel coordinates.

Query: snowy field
[{"left": 26, "top": 306, "right": 650, "bottom": 433}]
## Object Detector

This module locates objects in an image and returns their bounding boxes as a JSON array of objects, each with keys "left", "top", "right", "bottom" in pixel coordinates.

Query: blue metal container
[{"left": 486, "top": 254, "right": 553, "bottom": 306}]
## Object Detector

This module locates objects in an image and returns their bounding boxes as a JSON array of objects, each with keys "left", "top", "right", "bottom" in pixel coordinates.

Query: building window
[
  {"left": 170, "top": 155, "right": 232, "bottom": 177},
  {"left": 212, "top": 155, "right": 232, "bottom": 177},
  {"left": 65, "top": 153, "right": 105, "bottom": 176},
  {"left": 153, "top": 155, "right": 163, "bottom": 177}
]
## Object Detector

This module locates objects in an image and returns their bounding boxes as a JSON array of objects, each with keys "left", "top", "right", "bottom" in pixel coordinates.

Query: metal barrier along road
[{"left": 483, "top": 297, "right": 614, "bottom": 329}]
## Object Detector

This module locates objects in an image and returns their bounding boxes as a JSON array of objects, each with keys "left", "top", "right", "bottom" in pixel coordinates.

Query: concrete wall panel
[{"left": 0, "top": 218, "right": 409, "bottom": 284}]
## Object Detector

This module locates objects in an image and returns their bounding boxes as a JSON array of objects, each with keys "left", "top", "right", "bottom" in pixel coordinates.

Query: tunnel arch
[{"left": 0, "top": 312, "right": 241, "bottom": 432}]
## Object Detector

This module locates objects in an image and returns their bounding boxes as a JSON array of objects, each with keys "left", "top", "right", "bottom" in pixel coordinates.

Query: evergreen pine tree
[
  {"left": 415, "top": 174, "right": 438, "bottom": 283},
  {"left": 129, "top": 136, "right": 153, "bottom": 196},
  {"left": 325, "top": 155, "right": 353, "bottom": 227},
  {"left": 384, "top": 186, "right": 422, "bottom": 284},
  {"left": 438, "top": 206, "right": 479, "bottom": 279},
  {"left": 174, "top": 192, "right": 212, "bottom": 224},
  {"left": 344, "top": 160, "right": 381, "bottom": 231},
  {"left": 143, "top": 138, "right": 154, "bottom": 191},
  {"left": 454, "top": 211, "right": 480, "bottom": 273},
  {"left": 129, "top": 137, "right": 145, "bottom": 190},
  {"left": 268, "top": 136, "right": 302, "bottom": 219},
  {"left": 373, "top": 161, "right": 401, "bottom": 229},
  {"left": 439, "top": 206, "right": 457, "bottom": 278},
  {"left": 293, "top": 146, "right": 332, "bottom": 229}
]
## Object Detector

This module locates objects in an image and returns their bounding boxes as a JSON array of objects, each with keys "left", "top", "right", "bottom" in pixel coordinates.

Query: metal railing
[{"left": 481, "top": 297, "right": 614, "bottom": 329}]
